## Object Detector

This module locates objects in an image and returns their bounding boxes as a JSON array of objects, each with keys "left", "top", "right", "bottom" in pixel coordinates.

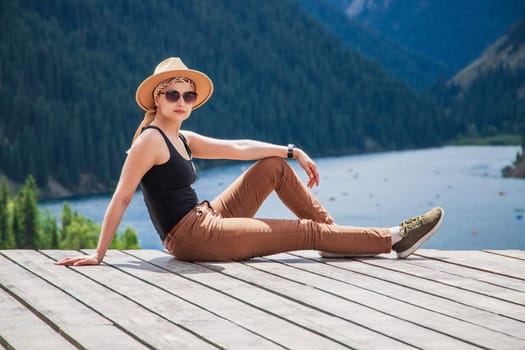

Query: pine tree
[
  {"left": 40, "top": 209, "right": 59, "bottom": 249},
  {"left": 12, "top": 199, "right": 22, "bottom": 248},
  {"left": 59, "top": 214, "right": 99, "bottom": 250},
  {"left": 119, "top": 226, "right": 140, "bottom": 249},
  {"left": 0, "top": 177, "right": 9, "bottom": 247},
  {"left": 0, "top": 177, "right": 16, "bottom": 248},
  {"left": 61, "top": 202, "right": 73, "bottom": 243},
  {"left": 16, "top": 176, "right": 39, "bottom": 248}
]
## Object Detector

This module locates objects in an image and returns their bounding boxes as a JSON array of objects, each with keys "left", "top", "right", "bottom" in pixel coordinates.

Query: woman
[{"left": 57, "top": 57, "right": 444, "bottom": 265}]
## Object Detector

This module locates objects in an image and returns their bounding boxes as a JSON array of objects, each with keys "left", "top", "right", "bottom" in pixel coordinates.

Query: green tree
[
  {"left": 0, "top": 177, "right": 142, "bottom": 249},
  {"left": 0, "top": 177, "right": 16, "bottom": 249},
  {"left": 40, "top": 209, "right": 59, "bottom": 249},
  {"left": 58, "top": 203, "right": 141, "bottom": 250},
  {"left": 12, "top": 199, "right": 22, "bottom": 248},
  {"left": 15, "top": 176, "right": 39, "bottom": 248},
  {"left": 59, "top": 211, "right": 100, "bottom": 250},
  {"left": 61, "top": 202, "right": 73, "bottom": 243},
  {"left": 119, "top": 226, "right": 140, "bottom": 249}
]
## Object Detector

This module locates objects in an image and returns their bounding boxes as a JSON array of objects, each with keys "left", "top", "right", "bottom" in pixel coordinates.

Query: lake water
[{"left": 40, "top": 146, "right": 525, "bottom": 250}]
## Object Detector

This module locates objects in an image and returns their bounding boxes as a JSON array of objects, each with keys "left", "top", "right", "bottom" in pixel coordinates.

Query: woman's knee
[
  {"left": 258, "top": 156, "right": 287, "bottom": 166},
  {"left": 253, "top": 157, "right": 292, "bottom": 182},
  {"left": 255, "top": 157, "right": 289, "bottom": 174}
]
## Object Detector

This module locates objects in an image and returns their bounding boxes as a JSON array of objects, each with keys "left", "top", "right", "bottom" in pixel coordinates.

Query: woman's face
[{"left": 155, "top": 81, "right": 197, "bottom": 122}]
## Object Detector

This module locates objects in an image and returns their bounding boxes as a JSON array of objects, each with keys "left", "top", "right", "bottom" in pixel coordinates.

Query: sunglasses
[{"left": 159, "top": 90, "right": 198, "bottom": 104}]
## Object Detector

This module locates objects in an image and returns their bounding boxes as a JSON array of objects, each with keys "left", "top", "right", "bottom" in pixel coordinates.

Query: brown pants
[{"left": 164, "top": 157, "right": 391, "bottom": 261}]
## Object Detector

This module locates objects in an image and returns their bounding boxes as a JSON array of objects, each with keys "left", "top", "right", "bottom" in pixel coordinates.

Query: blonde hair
[
  {"left": 132, "top": 109, "right": 157, "bottom": 143},
  {"left": 131, "top": 77, "right": 196, "bottom": 144}
]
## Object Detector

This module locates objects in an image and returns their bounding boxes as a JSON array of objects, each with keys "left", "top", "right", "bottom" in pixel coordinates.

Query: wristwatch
[{"left": 287, "top": 144, "right": 295, "bottom": 159}]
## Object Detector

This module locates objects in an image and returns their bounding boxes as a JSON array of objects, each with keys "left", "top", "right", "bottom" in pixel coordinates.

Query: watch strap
[{"left": 287, "top": 144, "right": 295, "bottom": 158}]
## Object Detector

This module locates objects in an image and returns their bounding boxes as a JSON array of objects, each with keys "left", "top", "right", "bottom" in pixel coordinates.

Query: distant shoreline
[
  {"left": 503, "top": 151, "right": 525, "bottom": 178},
  {"left": 31, "top": 143, "right": 524, "bottom": 202}
]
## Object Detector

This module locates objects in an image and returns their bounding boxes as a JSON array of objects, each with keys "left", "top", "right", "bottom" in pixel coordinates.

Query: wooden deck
[{"left": 1, "top": 249, "right": 524, "bottom": 349}]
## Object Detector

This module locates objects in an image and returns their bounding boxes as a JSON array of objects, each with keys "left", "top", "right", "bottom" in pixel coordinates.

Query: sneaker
[{"left": 393, "top": 207, "right": 444, "bottom": 259}]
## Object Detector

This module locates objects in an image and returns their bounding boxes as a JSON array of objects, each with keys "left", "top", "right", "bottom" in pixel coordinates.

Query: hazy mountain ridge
[
  {"left": 452, "top": 19, "right": 525, "bottom": 89},
  {"left": 322, "top": 0, "right": 525, "bottom": 72},
  {"left": 296, "top": 0, "right": 452, "bottom": 89}
]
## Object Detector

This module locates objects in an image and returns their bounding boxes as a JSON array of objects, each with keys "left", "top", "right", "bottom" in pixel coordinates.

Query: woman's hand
[
  {"left": 55, "top": 254, "right": 101, "bottom": 266},
  {"left": 295, "top": 148, "right": 320, "bottom": 188}
]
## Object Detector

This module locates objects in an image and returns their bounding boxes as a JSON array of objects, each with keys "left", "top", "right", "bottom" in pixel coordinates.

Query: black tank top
[{"left": 140, "top": 126, "right": 198, "bottom": 240}]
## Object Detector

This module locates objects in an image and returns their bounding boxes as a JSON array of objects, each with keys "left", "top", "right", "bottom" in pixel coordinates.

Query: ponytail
[{"left": 132, "top": 109, "right": 156, "bottom": 144}]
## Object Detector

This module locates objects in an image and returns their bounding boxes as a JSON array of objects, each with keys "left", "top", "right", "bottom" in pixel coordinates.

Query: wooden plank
[
  {"left": 127, "top": 249, "right": 414, "bottom": 350},
  {"left": 398, "top": 251, "right": 525, "bottom": 294},
  {"left": 340, "top": 251, "right": 525, "bottom": 306},
  {"left": 305, "top": 251, "right": 525, "bottom": 322},
  {"left": 44, "top": 250, "right": 281, "bottom": 350},
  {"left": 401, "top": 254, "right": 525, "bottom": 304},
  {"left": 191, "top": 256, "right": 487, "bottom": 349},
  {"left": 248, "top": 253, "right": 525, "bottom": 349},
  {"left": 100, "top": 249, "right": 350, "bottom": 350},
  {"left": 0, "top": 287, "right": 76, "bottom": 350},
  {"left": 270, "top": 251, "right": 525, "bottom": 342},
  {"left": 0, "top": 252, "right": 147, "bottom": 350},
  {"left": 6, "top": 250, "right": 216, "bottom": 350},
  {"left": 483, "top": 250, "right": 525, "bottom": 261},
  {"left": 415, "top": 249, "right": 525, "bottom": 280}
]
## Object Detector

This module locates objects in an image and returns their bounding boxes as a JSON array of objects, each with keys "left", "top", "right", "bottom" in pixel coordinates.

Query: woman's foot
[{"left": 393, "top": 207, "right": 444, "bottom": 259}]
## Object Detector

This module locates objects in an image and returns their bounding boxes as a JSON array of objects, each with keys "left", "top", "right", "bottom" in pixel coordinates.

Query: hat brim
[{"left": 135, "top": 69, "right": 213, "bottom": 111}]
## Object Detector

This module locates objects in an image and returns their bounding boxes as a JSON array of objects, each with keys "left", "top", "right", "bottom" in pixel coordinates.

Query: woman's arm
[
  {"left": 183, "top": 130, "right": 288, "bottom": 160},
  {"left": 55, "top": 131, "right": 163, "bottom": 266},
  {"left": 183, "top": 131, "right": 320, "bottom": 188}
]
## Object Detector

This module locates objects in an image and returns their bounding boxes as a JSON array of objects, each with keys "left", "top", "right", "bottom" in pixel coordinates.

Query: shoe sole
[
  {"left": 319, "top": 251, "right": 376, "bottom": 258},
  {"left": 396, "top": 207, "right": 444, "bottom": 259}
]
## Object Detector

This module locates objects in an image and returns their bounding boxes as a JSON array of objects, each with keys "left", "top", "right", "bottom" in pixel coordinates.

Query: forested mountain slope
[
  {"left": 0, "top": 0, "right": 446, "bottom": 198},
  {"left": 321, "top": 0, "right": 525, "bottom": 72},
  {"left": 452, "top": 19, "right": 525, "bottom": 89},
  {"left": 296, "top": 0, "right": 452, "bottom": 89},
  {"left": 432, "top": 18, "right": 525, "bottom": 142}
]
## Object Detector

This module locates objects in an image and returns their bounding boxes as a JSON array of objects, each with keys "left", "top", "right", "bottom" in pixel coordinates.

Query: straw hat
[{"left": 135, "top": 57, "right": 213, "bottom": 111}]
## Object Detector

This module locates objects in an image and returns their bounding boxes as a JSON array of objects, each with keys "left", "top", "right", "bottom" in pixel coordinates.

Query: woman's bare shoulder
[
  {"left": 139, "top": 127, "right": 166, "bottom": 143},
  {"left": 129, "top": 128, "right": 165, "bottom": 156},
  {"left": 126, "top": 130, "right": 168, "bottom": 167}
]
